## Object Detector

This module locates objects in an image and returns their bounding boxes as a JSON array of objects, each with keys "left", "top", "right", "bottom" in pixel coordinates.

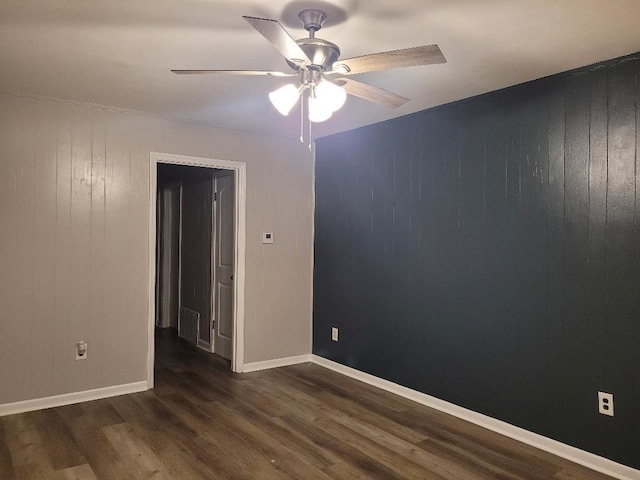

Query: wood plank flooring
[{"left": 0, "top": 331, "right": 617, "bottom": 479}]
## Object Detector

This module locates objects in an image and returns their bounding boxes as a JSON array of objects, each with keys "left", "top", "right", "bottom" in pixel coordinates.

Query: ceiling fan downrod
[{"left": 286, "top": 9, "right": 340, "bottom": 72}]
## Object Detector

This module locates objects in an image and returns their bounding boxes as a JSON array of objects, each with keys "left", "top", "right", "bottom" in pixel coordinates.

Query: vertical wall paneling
[
  {"left": 603, "top": 61, "right": 637, "bottom": 464},
  {"left": 586, "top": 70, "right": 609, "bottom": 452},
  {"left": 30, "top": 100, "right": 58, "bottom": 399},
  {"left": 1, "top": 96, "right": 36, "bottom": 402},
  {"left": 561, "top": 75, "right": 591, "bottom": 447},
  {"left": 53, "top": 103, "right": 73, "bottom": 395},
  {"left": 128, "top": 129, "right": 152, "bottom": 376},
  {"left": 0, "top": 93, "right": 314, "bottom": 407},
  {"left": 88, "top": 109, "right": 106, "bottom": 390},
  {"left": 68, "top": 105, "right": 92, "bottom": 393},
  {"left": 103, "top": 114, "right": 133, "bottom": 388},
  {"left": 546, "top": 88, "right": 566, "bottom": 438},
  {"left": 314, "top": 53, "right": 640, "bottom": 469}
]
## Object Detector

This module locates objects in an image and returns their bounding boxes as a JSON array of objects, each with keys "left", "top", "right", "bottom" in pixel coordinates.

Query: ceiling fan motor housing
[{"left": 287, "top": 38, "right": 341, "bottom": 71}]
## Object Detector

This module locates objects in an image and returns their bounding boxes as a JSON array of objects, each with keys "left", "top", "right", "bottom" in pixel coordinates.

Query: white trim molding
[
  {"left": 311, "top": 355, "right": 640, "bottom": 480},
  {"left": 148, "top": 152, "right": 247, "bottom": 386},
  {"left": 243, "top": 354, "right": 312, "bottom": 373},
  {"left": 0, "top": 382, "right": 148, "bottom": 417}
]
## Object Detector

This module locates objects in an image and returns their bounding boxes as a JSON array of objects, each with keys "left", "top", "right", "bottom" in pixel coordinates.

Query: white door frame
[{"left": 148, "top": 152, "right": 247, "bottom": 387}]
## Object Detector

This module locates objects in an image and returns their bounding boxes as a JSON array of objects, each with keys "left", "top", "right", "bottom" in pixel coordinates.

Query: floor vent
[{"left": 178, "top": 307, "right": 199, "bottom": 345}]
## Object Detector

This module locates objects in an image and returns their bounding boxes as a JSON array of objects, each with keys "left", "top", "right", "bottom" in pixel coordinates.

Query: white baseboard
[
  {"left": 243, "top": 354, "right": 312, "bottom": 373},
  {"left": 2, "top": 355, "right": 636, "bottom": 480},
  {"left": 311, "top": 355, "right": 640, "bottom": 480},
  {"left": 0, "top": 381, "right": 149, "bottom": 417}
]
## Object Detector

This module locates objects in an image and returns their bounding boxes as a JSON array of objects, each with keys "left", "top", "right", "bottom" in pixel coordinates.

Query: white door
[{"left": 212, "top": 171, "right": 235, "bottom": 360}]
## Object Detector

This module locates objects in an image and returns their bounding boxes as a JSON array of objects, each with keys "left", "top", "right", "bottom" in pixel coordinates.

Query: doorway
[
  {"left": 157, "top": 165, "right": 229, "bottom": 352},
  {"left": 148, "top": 153, "right": 247, "bottom": 387}
]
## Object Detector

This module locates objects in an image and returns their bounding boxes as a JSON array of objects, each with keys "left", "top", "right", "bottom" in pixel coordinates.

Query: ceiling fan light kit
[
  {"left": 268, "top": 83, "right": 301, "bottom": 116},
  {"left": 315, "top": 79, "right": 347, "bottom": 112},
  {"left": 270, "top": 70, "right": 348, "bottom": 123},
  {"left": 267, "top": 9, "right": 347, "bottom": 124},
  {"left": 172, "top": 7, "right": 446, "bottom": 135}
]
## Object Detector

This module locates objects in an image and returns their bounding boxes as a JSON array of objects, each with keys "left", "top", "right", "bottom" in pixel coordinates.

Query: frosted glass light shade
[
  {"left": 308, "top": 95, "right": 333, "bottom": 123},
  {"left": 269, "top": 84, "right": 300, "bottom": 116},
  {"left": 315, "top": 80, "right": 347, "bottom": 112}
]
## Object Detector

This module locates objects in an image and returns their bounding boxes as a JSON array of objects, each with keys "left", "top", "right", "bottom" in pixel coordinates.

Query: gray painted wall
[{"left": 0, "top": 92, "right": 314, "bottom": 405}]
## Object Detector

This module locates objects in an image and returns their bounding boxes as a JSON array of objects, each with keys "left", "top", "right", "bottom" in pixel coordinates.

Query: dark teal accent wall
[{"left": 313, "top": 54, "right": 640, "bottom": 469}]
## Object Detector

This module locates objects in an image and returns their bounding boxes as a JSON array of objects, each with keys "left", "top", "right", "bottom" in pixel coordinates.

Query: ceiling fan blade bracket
[
  {"left": 290, "top": 59, "right": 308, "bottom": 69},
  {"left": 331, "top": 64, "right": 351, "bottom": 75}
]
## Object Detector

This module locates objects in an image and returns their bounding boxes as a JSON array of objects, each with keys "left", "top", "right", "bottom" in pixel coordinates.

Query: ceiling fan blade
[
  {"left": 243, "top": 16, "right": 311, "bottom": 67},
  {"left": 332, "top": 45, "right": 446, "bottom": 75},
  {"left": 335, "top": 78, "right": 409, "bottom": 108},
  {"left": 171, "top": 69, "right": 296, "bottom": 76}
]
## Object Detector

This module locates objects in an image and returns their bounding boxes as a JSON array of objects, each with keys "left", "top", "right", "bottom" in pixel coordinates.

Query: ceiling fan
[{"left": 172, "top": 9, "right": 446, "bottom": 124}]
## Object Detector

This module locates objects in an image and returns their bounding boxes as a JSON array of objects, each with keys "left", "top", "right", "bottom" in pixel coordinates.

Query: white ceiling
[{"left": 2, "top": 0, "right": 640, "bottom": 139}]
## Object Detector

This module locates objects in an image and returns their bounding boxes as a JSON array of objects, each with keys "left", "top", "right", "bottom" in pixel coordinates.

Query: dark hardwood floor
[{"left": 0, "top": 330, "right": 617, "bottom": 479}]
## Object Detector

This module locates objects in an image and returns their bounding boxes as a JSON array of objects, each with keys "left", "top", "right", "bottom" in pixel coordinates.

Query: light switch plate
[{"left": 262, "top": 232, "right": 274, "bottom": 244}]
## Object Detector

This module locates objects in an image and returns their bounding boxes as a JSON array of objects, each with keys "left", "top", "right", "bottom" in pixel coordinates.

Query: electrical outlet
[
  {"left": 331, "top": 327, "right": 338, "bottom": 342},
  {"left": 76, "top": 341, "right": 87, "bottom": 360},
  {"left": 598, "top": 391, "right": 614, "bottom": 416}
]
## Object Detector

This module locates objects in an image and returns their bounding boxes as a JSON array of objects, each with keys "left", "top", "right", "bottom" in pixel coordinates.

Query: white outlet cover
[
  {"left": 598, "top": 391, "right": 614, "bottom": 416},
  {"left": 75, "top": 341, "right": 88, "bottom": 360},
  {"left": 331, "top": 327, "right": 338, "bottom": 342},
  {"left": 262, "top": 232, "right": 274, "bottom": 244}
]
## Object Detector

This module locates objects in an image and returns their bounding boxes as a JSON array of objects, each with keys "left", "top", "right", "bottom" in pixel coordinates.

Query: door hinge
[
  {"left": 211, "top": 320, "right": 215, "bottom": 330},
  {"left": 213, "top": 192, "right": 217, "bottom": 201}
]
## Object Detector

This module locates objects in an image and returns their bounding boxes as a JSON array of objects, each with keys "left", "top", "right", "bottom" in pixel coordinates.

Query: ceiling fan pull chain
[
  {"left": 308, "top": 95, "right": 313, "bottom": 151},
  {"left": 300, "top": 94, "right": 304, "bottom": 143}
]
